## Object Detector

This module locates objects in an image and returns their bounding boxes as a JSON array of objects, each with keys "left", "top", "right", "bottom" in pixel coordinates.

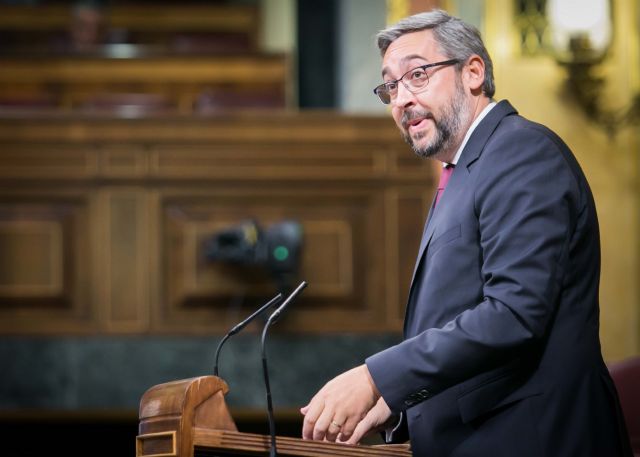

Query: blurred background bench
[{"left": 0, "top": 2, "right": 290, "bottom": 113}]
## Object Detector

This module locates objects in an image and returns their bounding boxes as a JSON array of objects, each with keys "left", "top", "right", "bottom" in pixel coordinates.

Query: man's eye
[
  {"left": 386, "top": 82, "right": 398, "bottom": 91},
  {"left": 411, "top": 70, "right": 427, "bottom": 79}
]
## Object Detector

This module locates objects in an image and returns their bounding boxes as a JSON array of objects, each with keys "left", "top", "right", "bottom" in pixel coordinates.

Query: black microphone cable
[
  {"left": 213, "top": 292, "right": 283, "bottom": 377},
  {"left": 260, "top": 280, "right": 307, "bottom": 457}
]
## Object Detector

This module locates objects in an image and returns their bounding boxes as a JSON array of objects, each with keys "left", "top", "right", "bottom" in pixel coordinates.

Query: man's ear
[{"left": 462, "top": 55, "right": 485, "bottom": 94}]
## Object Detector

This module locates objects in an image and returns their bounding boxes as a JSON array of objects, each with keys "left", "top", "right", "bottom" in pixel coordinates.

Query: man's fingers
[
  {"left": 301, "top": 399, "right": 324, "bottom": 440},
  {"left": 343, "top": 419, "right": 369, "bottom": 445},
  {"left": 342, "top": 398, "right": 392, "bottom": 445},
  {"left": 337, "top": 413, "right": 362, "bottom": 441},
  {"left": 323, "top": 415, "right": 345, "bottom": 442},
  {"left": 312, "top": 407, "right": 335, "bottom": 441},
  {"left": 301, "top": 365, "right": 382, "bottom": 442}
]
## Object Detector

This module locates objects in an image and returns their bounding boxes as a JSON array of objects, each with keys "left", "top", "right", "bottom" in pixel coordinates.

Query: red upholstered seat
[{"left": 609, "top": 356, "right": 640, "bottom": 456}]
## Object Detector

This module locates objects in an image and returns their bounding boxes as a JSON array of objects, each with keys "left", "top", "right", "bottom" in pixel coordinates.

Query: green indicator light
[{"left": 273, "top": 246, "right": 289, "bottom": 261}]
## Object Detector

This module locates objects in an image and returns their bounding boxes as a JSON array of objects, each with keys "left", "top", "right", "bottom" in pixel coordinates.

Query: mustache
[{"left": 401, "top": 110, "right": 435, "bottom": 130}]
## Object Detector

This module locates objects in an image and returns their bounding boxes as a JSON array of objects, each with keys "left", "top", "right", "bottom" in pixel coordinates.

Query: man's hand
[
  {"left": 341, "top": 397, "right": 394, "bottom": 445},
  {"left": 300, "top": 364, "right": 380, "bottom": 442}
]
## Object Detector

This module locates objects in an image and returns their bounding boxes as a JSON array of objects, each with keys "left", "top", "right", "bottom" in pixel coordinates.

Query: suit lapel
[
  {"left": 410, "top": 176, "right": 445, "bottom": 281},
  {"left": 414, "top": 191, "right": 438, "bottom": 269}
]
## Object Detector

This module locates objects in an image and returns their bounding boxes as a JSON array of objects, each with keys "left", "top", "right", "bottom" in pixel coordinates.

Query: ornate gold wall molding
[{"left": 386, "top": 0, "right": 443, "bottom": 25}]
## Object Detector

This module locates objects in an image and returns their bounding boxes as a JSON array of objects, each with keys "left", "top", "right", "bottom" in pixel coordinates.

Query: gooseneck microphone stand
[
  {"left": 213, "top": 292, "right": 283, "bottom": 377},
  {"left": 260, "top": 281, "right": 308, "bottom": 457}
]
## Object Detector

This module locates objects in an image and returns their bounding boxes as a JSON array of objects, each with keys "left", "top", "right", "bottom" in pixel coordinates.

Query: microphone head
[{"left": 268, "top": 281, "right": 307, "bottom": 325}]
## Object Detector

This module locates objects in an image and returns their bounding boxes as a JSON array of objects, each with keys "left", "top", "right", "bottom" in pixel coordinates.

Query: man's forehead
[
  {"left": 381, "top": 30, "right": 439, "bottom": 76},
  {"left": 381, "top": 54, "right": 428, "bottom": 78}
]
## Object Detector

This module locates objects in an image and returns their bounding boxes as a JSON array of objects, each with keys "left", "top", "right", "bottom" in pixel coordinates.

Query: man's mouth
[
  {"left": 402, "top": 111, "right": 434, "bottom": 133},
  {"left": 407, "top": 117, "right": 427, "bottom": 131},
  {"left": 403, "top": 116, "right": 431, "bottom": 135}
]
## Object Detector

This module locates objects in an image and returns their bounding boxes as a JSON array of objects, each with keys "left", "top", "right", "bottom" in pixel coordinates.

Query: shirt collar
[{"left": 445, "top": 101, "right": 497, "bottom": 167}]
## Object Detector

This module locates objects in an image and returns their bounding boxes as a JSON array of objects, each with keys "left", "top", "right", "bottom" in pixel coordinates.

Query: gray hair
[{"left": 376, "top": 9, "right": 495, "bottom": 98}]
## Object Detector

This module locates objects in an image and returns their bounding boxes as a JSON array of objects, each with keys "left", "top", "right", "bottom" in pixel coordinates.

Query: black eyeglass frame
[{"left": 373, "top": 58, "right": 459, "bottom": 104}]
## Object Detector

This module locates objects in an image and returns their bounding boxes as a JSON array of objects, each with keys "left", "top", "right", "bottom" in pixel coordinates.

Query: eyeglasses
[{"left": 373, "top": 59, "right": 459, "bottom": 105}]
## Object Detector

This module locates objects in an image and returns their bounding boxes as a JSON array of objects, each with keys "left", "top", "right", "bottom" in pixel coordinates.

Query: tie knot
[
  {"left": 434, "top": 164, "right": 454, "bottom": 208},
  {"left": 437, "top": 165, "right": 455, "bottom": 191}
]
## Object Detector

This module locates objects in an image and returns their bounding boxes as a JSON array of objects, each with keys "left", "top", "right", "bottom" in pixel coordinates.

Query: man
[
  {"left": 300, "top": 9, "right": 632, "bottom": 457},
  {"left": 68, "top": 1, "right": 107, "bottom": 52}
]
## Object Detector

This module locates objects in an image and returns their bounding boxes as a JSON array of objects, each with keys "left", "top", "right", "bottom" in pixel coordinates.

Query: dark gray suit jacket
[{"left": 367, "top": 100, "right": 632, "bottom": 456}]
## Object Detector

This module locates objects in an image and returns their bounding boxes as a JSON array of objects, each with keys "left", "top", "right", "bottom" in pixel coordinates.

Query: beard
[{"left": 401, "top": 77, "right": 468, "bottom": 159}]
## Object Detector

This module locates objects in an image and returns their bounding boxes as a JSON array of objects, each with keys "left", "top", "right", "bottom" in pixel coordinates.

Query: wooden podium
[{"left": 136, "top": 376, "right": 411, "bottom": 457}]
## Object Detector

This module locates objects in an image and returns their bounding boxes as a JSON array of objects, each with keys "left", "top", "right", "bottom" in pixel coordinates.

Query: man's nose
[{"left": 392, "top": 81, "right": 416, "bottom": 108}]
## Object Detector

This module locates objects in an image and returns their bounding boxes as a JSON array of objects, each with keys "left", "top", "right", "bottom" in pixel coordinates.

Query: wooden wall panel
[
  {"left": 0, "top": 145, "right": 98, "bottom": 179},
  {"left": 0, "top": 196, "right": 94, "bottom": 332},
  {"left": 0, "top": 113, "right": 436, "bottom": 335},
  {"left": 157, "top": 189, "right": 385, "bottom": 333},
  {"left": 382, "top": 188, "right": 433, "bottom": 327},
  {"left": 151, "top": 144, "right": 386, "bottom": 180},
  {"left": 101, "top": 147, "right": 149, "bottom": 178},
  {"left": 99, "top": 190, "right": 150, "bottom": 332},
  {"left": 0, "top": 220, "right": 62, "bottom": 297}
]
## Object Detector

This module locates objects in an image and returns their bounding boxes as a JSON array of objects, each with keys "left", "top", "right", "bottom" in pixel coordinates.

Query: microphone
[
  {"left": 213, "top": 292, "right": 283, "bottom": 377},
  {"left": 260, "top": 280, "right": 308, "bottom": 457}
]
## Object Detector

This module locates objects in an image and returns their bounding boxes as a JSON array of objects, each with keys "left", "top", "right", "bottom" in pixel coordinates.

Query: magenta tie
[{"left": 434, "top": 164, "right": 454, "bottom": 207}]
